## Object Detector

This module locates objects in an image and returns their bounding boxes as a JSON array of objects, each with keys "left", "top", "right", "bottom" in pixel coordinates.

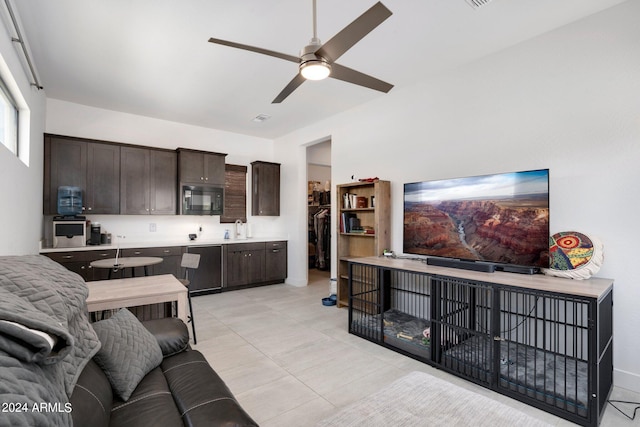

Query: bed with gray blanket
[
  {"left": 0, "top": 255, "right": 101, "bottom": 427},
  {"left": 350, "top": 309, "right": 431, "bottom": 359},
  {"left": 443, "top": 335, "right": 588, "bottom": 416}
]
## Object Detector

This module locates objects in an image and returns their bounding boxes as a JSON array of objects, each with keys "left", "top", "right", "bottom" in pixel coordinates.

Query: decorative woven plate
[{"left": 542, "top": 231, "right": 603, "bottom": 280}]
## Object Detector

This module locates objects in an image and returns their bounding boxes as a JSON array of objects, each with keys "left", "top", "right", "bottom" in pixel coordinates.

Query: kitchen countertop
[{"left": 39, "top": 236, "right": 289, "bottom": 253}]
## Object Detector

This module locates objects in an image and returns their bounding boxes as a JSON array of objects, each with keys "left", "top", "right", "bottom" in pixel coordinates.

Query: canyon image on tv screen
[{"left": 403, "top": 169, "right": 550, "bottom": 269}]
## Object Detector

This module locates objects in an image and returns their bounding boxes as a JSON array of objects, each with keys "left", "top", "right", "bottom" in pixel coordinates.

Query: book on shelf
[
  {"left": 342, "top": 193, "right": 351, "bottom": 209},
  {"left": 342, "top": 192, "right": 368, "bottom": 209},
  {"left": 340, "top": 212, "right": 357, "bottom": 233},
  {"left": 350, "top": 226, "right": 375, "bottom": 235}
]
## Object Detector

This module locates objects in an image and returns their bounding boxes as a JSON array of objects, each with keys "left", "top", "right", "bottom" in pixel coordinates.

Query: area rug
[{"left": 316, "top": 371, "right": 552, "bottom": 427}]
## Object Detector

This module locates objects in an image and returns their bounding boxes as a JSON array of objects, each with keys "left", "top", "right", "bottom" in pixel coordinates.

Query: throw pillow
[{"left": 91, "top": 308, "right": 163, "bottom": 401}]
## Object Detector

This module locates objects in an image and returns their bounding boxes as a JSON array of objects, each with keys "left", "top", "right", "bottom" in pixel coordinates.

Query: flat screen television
[{"left": 403, "top": 169, "right": 549, "bottom": 270}]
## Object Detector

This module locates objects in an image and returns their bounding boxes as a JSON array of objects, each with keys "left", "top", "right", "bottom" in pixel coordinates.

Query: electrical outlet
[{"left": 149, "top": 223, "right": 157, "bottom": 232}]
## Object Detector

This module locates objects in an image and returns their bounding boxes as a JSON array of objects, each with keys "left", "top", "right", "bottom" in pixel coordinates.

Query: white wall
[
  {"left": 275, "top": 1, "right": 640, "bottom": 392},
  {"left": 45, "top": 99, "right": 289, "bottom": 246},
  {"left": 307, "top": 140, "right": 331, "bottom": 183},
  {"left": 0, "top": 12, "right": 46, "bottom": 255}
]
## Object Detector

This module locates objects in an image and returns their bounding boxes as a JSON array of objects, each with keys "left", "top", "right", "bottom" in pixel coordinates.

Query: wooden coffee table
[{"left": 86, "top": 274, "right": 188, "bottom": 324}]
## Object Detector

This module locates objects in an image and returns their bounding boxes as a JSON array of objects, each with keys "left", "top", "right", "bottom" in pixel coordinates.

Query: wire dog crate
[
  {"left": 349, "top": 264, "right": 432, "bottom": 361},
  {"left": 348, "top": 258, "right": 613, "bottom": 427}
]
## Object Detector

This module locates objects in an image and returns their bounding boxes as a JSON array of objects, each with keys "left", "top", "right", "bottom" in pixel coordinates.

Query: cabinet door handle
[
  {"left": 62, "top": 255, "right": 74, "bottom": 259},
  {"left": 134, "top": 251, "right": 142, "bottom": 255},
  {"left": 87, "top": 207, "right": 92, "bottom": 211},
  {"left": 163, "top": 250, "right": 171, "bottom": 254},
  {"left": 272, "top": 249, "right": 280, "bottom": 253}
]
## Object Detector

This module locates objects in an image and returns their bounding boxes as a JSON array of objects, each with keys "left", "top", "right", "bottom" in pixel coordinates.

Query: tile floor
[{"left": 192, "top": 269, "right": 639, "bottom": 426}]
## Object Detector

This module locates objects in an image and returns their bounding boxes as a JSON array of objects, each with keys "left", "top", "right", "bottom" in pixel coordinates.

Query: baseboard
[{"left": 614, "top": 368, "right": 640, "bottom": 393}]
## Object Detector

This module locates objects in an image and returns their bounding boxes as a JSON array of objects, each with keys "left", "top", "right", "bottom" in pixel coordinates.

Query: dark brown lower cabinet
[
  {"left": 224, "top": 242, "right": 265, "bottom": 289},
  {"left": 45, "top": 247, "right": 183, "bottom": 320},
  {"left": 265, "top": 241, "right": 287, "bottom": 282},
  {"left": 45, "top": 240, "right": 287, "bottom": 302},
  {"left": 44, "top": 249, "right": 117, "bottom": 282},
  {"left": 224, "top": 241, "right": 287, "bottom": 289},
  {"left": 120, "top": 246, "right": 183, "bottom": 278}
]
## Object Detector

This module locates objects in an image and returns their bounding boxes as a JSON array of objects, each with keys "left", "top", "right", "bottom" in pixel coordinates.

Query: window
[
  {"left": 0, "top": 77, "right": 18, "bottom": 156},
  {"left": 221, "top": 164, "right": 247, "bottom": 223}
]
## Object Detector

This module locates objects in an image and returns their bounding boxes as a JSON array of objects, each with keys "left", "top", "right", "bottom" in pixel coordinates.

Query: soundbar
[{"left": 426, "top": 258, "right": 496, "bottom": 273}]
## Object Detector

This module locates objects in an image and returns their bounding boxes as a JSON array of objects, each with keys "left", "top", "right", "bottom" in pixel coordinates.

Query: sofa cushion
[
  {"left": 92, "top": 308, "right": 163, "bottom": 401},
  {"left": 162, "top": 349, "right": 258, "bottom": 426},
  {"left": 142, "top": 317, "right": 190, "bottom": 357},
  {"left": 70, "top": 359, "right": 113, "bottom": 427},
  {"left": 110, "top": 367, "right": 184, "bottom": 426}
]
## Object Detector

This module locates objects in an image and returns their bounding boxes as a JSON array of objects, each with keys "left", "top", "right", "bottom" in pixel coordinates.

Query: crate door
[
  {"left": 496, "top": 288, "right": 592, "bottom": 421},
  {"left": 348, "top": 263, "right": 383, "bottom": 342},
  {"left": 433, "top": 277, "right": 494, "bottom": 386}
]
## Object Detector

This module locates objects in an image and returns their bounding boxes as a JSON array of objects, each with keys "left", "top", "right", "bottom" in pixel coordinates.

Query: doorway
[{"left": 307, "top": 139, "right": 331, "bottom": 287}]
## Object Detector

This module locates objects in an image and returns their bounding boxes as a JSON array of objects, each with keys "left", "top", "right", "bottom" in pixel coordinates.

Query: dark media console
[
  {"left": 426, "top": 257, "right": 539, "bottom": 275},
  {"left": 347, "top": 256, "right": 614, "bottom": 427}
]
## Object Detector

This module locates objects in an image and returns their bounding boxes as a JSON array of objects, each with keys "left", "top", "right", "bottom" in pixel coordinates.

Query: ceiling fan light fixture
[{"left": 300, "top": 60, "right": 331, "bottom": 80}]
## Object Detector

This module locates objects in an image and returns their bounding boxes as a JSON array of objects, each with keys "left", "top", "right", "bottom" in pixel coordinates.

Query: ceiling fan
[{"left": 208, "top": 1, "right": 394, "bottom": 103}]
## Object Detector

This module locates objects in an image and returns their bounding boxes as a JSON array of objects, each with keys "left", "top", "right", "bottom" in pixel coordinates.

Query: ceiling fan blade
[
  {"left": 272, "top": 73, "right": 306, "bottom": 103},
  {"left": 330, "top": 63, "right": 393, "bottom": 93},
  {"left": 315, "top": 2, "right": 392, "bottom": 63},
  {"left": 208, "top": 38, "right": 300, "bottom": 63}
]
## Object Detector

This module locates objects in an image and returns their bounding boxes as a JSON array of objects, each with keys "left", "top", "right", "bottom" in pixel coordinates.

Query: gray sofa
[{"left": 0, "top": 255, "right": 257, "bottom": 427}]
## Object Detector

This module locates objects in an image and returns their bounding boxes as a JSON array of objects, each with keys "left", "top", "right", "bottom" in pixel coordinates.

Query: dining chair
[{"left": 178, "top": 252, "right": 200, "bottom": 344}]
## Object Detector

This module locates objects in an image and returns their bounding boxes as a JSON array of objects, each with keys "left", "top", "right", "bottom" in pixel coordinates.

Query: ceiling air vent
[
  {"left": 465, "top": 0, "right": 493, "bottom": 9},
  {"left": 252, "top": 114, "right": 271, "bottom": 123}
]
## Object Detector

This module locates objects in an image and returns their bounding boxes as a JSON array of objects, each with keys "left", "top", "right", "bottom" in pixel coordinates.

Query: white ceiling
[{"left": 12, "top": 0, "right": 627, "bottom": 139}]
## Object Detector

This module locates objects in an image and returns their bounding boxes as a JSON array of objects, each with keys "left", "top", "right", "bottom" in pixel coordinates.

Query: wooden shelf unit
[{"left": 336, "top": 180, "right": 390, "bottom": 307}]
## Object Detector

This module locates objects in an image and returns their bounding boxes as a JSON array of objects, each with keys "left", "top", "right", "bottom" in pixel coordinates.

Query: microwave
[{"left": 181, "top": 185, "right": 223, "bottom": 215}]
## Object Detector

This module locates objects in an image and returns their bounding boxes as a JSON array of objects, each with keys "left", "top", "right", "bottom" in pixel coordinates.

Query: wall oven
[{"left": 181, "top": 185, "right": 223, "bottom": 215}]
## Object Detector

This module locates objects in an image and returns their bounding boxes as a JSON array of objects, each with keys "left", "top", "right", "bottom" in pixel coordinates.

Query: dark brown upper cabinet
[
  {"left": 177, "top": 148, "right": 227, "bottom": 185},
  {"left": 44, "top": 135, "right": 120, "bottom": 215},
  {"left": 120, "top": 147, "right": 177, "bottom": 215},
  {"left": 251, "top": 161, "right": 280, "bottom": 216}
]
